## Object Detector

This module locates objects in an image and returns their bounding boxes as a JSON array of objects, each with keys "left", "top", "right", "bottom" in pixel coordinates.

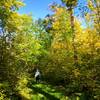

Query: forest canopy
[{"left": 0, "top": 0, "right": 100, "bottom": 100}]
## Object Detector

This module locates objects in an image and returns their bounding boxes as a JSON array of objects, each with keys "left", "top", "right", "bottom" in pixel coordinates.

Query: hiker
[{"left": 34, "top": 69, "right": 41, "bottom": 83}]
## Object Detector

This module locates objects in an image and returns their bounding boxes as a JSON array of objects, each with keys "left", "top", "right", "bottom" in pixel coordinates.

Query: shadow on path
[
  {"left": 28, "top": 81, "right": 60, "bottom": 100},
  {"left": 31, "top": 86, "right": 60, "bottom": 100}
]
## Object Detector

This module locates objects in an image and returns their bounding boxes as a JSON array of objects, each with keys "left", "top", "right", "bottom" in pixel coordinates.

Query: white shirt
[{"left": 35, "top": 70, "right": 40, "bottom": 77}]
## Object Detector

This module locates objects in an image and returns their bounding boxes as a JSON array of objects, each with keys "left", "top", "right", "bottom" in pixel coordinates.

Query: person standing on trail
[{"left": 34, "top": 69, "right": 41, "bottom": 83}]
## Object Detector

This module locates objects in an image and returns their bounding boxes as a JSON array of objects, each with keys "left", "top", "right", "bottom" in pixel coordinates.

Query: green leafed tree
[{"left": 61, "top": 0, "right": 78, "bottom": 66}]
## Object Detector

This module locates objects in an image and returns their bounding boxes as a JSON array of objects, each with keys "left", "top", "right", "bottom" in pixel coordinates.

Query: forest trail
[
  {"left": 29, "top": 81, "right": 64, "bottom": 100},
  {"left": 28, "top": 80, "right": 80, "bottom": 100}
]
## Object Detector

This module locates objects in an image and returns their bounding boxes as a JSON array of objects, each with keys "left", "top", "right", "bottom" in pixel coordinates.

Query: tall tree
[
  {"left": 0, "top": 0, "right": 25, "bottom": 82},
  {"left": 87, "top": 0, "right": 100, "bottom": 34},
  {"left": 61, "top": 0, "right": 78, "bottom": 65}
]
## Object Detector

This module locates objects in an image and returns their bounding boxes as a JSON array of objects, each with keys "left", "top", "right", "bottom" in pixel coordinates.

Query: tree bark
[{"left": 70, "top": 8, "right": 78, "bottom": 66}]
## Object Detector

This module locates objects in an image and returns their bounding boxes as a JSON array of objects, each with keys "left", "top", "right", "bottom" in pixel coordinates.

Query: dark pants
[{"left": 36, "top": 75, "right": 41, "bottom": 83}]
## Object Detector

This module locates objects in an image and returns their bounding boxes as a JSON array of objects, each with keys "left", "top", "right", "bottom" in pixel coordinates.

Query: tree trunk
[{"left": 70, "top": 8, "right": 78, "bottom": 66}]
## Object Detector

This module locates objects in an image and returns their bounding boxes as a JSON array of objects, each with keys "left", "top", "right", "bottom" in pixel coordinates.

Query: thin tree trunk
[{"left": 70, "top": 8, "right": 78, "bottom": 66}]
